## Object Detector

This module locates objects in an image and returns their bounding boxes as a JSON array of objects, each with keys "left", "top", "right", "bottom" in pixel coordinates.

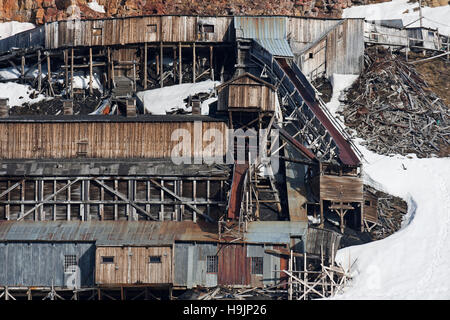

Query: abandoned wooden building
[{"left": 0, "top": 14, "right": 411, "bottom": 299}]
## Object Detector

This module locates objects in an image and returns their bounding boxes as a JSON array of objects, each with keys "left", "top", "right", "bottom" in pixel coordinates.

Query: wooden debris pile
[
  {"left": 365, "top": 185, "right": 408, "bottom": 240},
  {"left": 339, "top": 47, "right": 449, "bottom": 157}
]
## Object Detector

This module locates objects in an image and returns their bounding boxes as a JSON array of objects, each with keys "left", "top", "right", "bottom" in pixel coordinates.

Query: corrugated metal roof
[
  {"left": 244, "top": 221, "right": 308, "bottom": 243},
  {"left": 234, "top": 16, "right": 293, "bottom": 57},
  {"left": 0, "top": 221, "right": 220, "bottom": 246}
]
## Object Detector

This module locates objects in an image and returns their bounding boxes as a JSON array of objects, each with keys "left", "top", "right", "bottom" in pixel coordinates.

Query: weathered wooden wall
[
  {"left": 295, "top": 19, "right": 364, "bottom": 80},
  {"left": 288, "top": 17, "right": 341, "bottom": 52},
  {"left": 0, "top": 120, "right": 228, "bottom": 160},
  {"left": 320, "top": 175, "right": 363, "bottom": 202},
  {"left": 44, "top": 16, "right": 234, "bottom": 49},
  {"left": 218, "top": 75, "right": 275, "bottom": 112},
  {"left": 95, "top": 246, "right": 172, "bottom": 285},
  {"left": 363, "top": 190, "right": 378, "bottom": 223}
]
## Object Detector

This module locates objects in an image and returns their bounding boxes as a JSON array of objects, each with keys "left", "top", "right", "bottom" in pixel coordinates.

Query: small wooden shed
[{"left": 217, "top": 73, "right": 276, "bottom": 113}]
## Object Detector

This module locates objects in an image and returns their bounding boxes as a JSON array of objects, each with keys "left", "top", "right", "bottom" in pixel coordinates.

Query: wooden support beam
[
  {"left": 178, "top": 42, "right": 182, "bottom": 84},
  {"left": 18, "top": 178, "right": 81, "bottom": 221},
  {"left": 210, "top": 46, "right": 214, "bottom": 81},
  {"left": 144, "top": 43, "right": 148, "bottom": 90},
  {"left": 38, "top": 50, "right": 42, "bottom": 92},
  {"left": 0, "top": 180, "right": 24, "bottom": 199},
  {"left": 71, "top": 48, "right": 74, "bottom": 98},
  {"left": 89, "top": 47, "right": 93, "bottom": 95},
  {"left": 64, "top": 50, "right": 68, "bottom": 92},
  {"left": 92, "top": 179, "right": 156, "bottom": 220},
  {"left": 149, "top": 178, "right": 212, "bottom": 222},
  {"left": 160, "top": 42, "right": 163, "bottom": 88},
  {"left": 47, "top": 53, "right": 54, "bottom": 97},
  {"left": 193, "top": 42, "right": 196, "bottom": 84}
]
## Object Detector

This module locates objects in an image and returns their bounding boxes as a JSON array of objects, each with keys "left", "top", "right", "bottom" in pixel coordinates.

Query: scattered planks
[{"left": 339, "top": 46, "right": 449, "bottom": 158}]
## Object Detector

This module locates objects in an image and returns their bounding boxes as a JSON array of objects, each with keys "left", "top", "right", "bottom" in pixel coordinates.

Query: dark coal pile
[
  {"left": 9, "top": 90, "right": 104, "bottom": 116},
  {"left": 339, "top": 47, "right": 449, "bottom": 157}
]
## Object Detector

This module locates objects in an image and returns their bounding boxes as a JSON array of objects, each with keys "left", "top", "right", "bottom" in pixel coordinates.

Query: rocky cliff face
[{"left": 0, "top": 0, "right": 383, "bottom": 25}]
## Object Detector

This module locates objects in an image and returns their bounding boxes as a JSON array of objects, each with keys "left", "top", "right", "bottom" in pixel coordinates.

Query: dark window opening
[
  {"left": 102, "top": 256, "right": 114, "bottom": 264},
  {"left": 206, "top": 255, "right": 218, "bottom": 273},
  {"left": 147, "top": 24, "right": 157, "bottom": 33},
  {"left": 365, "top": 200, "right": 371, "bottom": 206},
  {"left": 200, "top": 24, "right": 215, "bottom": 33},
  {"left": 251, "top": 257, "right": 263, "bottom": 275},
  {"left": 149, "top": 255, "right": 162, "bottom": 263},
  {"left": 93, "top": 28, "right": 102, "bottom": 37},
  {"left": 309, "top": 52, "right": 314, "bottom": 59},
  {"left": 64, "top": 255, "right": 77, "bottom": 272}
]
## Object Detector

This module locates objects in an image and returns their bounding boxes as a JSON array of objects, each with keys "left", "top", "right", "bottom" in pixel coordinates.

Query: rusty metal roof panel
[
  {"left": 234, "top": 16, "right": 293, "bottom": 57},
  {"left": 0, "top": 221, "right": 220, "bottom": 245}
]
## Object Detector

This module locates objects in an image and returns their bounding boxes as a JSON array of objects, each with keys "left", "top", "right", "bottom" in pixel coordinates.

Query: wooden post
[
  {"left": 193, "top": 42, "right": 196, "bottom": 83},
  {"left": 67, "top": 179, "right": 71, "bottom": 221},
  {"left": 21, "top": 55, "right": 25, "bottom": 83},
  {"left": 114, "top": 180, "right": 118, "bottom": 220},
  {"left": 173, "top": 46, "right": 177, "bottom": 83},
  {"left": 20, "top": 181, "right": 25, "bottom": 219},
  {"left": 107, "top": 47, "right": 111, "bottom": 89},
  {"left": 178, "top": 42, "right": 182, "bottom": 84},
  {"left": 38, "top": 50, "right": 42, "bottom": 92},
  {"left": 71, "top": 48, "right": 74, "bottom": 98},
  {"left": 47, "top": 53, "right": 53, "bottom": 97},
  {"left": 100, "top": 180, "right": 104, "bottom": 220},
  {"left": 144, "top": 42, "right": 148, "bottom": 89},
  {"left": 193, "top": 180, "right": 197, "bottom": 223},
  {"left": 160, "top": 42, "right": 164, "bottom": 88},
  {"left": 64, "top": 50, "right": 69, "bottom": 91},
  {"left": 89, "top": 47, "right": 93, "bottom": 95},
  {"left": 210, "top": 46, "right": 214, "bottom": 81}
]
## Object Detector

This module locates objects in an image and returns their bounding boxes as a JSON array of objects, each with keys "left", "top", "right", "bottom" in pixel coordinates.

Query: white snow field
[
  {"left": 324, "top": 74, "right": 450, "bottom": 299},
  {"left": 0, "top": 21, "right": 35, "bottom": 40},
  {"left": 137, "top": 80, "right": 220, "bottom": 115},
  {"left": 343, "top": 0, "right": 450, "bottom": 36}
]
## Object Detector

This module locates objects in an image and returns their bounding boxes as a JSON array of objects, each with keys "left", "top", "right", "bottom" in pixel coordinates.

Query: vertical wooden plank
[
  {"left": 178, "top": 42, "right": 182, "bottom": 84},
  {"left": 160, "top": 42, "right": 164, "bottom": 88},
  {"left": 38, "top": 50, "right": 42, "bottom": 92},
  {"left": 89, "top": 47, "right": 93, "bottom": 95},
  {"left": 67, "top": 179, "right": 71, "bottom": 221},
  {"left": 71, "top": 48, "right": 74, "bottom": 98},
  {"left": 143, "top": 42, "right": 147, "bottom": 89},
  {"left": 193, "top": 42, "right": 196, "bottom": 83}
]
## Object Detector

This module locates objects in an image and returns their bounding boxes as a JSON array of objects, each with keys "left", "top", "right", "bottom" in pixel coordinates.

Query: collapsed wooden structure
[{"left": 0, "top": 14, "right": 410, "bottom": 300}]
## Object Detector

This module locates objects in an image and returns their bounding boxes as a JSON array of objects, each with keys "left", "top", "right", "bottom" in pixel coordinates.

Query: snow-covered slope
[
  {"left": 0, "top": 21, "right": 35, "bottom": 40},
  {"left": 325, "top": 74, "right": 450, "bottom": 299},
  {"left": 343, "top": 0, "right": 450, "bottom": 36},
  {"left": 0, "top": 83, "right": 47, "bottom": 107}
]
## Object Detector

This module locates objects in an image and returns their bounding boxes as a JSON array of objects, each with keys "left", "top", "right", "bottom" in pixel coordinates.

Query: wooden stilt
[
  {"left": 89, "top": 47, "right": 93, "bottom": 95},
  {"left": 71, "top": 48, "right": 74, "bottom": 98},
  {"left": 160, "top": 42, "right": 163, "bottom": 88},
  {"left": 210, "top": 45, "right": 214, "bottom": 81},
  {"left": 38, "top": 50, "right": 42, "bottom": 92},
  {"left": 178, "top": 42, "right": 182, "bottom": 84},
  {"left": 193, "top": 42, "right": 196, "bottom": 83},
  {"left": 144, "top": 42, "right": 148, "bottom": 89}
]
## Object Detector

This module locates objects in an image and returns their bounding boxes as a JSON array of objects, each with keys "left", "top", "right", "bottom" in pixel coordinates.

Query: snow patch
[
  {"left": 0, "top": 82, "right": 48, "bottom": 107},
  {"left": 0, "top": 21, "right": 35, "bottom": 40},
  {"left": 343, "top": 0, "right": 450, "bottom": 36},
  {"left": 137, "top": 80, "right": 220, "bottom": 115},
  {"left": 323, "top": 74, "right": 450, "bottom": 299},
  {"left": 87, "top": 1, "right": 106, "bottom": 14}
]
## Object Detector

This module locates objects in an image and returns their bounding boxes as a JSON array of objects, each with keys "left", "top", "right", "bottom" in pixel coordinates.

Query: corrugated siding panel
[
  {"left": 218, "top": 243, "right": 250, "bottom": 286},
  {"left": 0, "top": 242, "right": 95, "bottom": 287},
  {"left": 235, "top": 16, "right": 293, "bottom": 57}
]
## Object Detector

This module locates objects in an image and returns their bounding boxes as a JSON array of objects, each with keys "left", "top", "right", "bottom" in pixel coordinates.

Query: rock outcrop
[{"left": 0, "top": 0, "right": 390, "bottom": 25}]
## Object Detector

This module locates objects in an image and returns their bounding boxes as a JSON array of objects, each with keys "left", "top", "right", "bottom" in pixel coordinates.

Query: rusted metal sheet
[
  {"left": 276, "top": 57, "right": 360, "bottom": 166},
  {"left": 227, "top": 163, "right": 248, "bottom": 220},
  {"left": 0, "top": 220, "right": 220, "bottom": 245},
  {"left": 320, "top": 174, "right": 363, "bottom": 202},
  {"left": 218, "top": 243, "right": 250, "bottom": 286},
  {"left": 234, "top": 16, "right": 293, "bottom": 57}
]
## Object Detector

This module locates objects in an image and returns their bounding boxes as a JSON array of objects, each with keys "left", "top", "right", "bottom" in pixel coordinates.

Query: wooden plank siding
[
  {"left": 95, "top": 246, "right": 172, "bottom": 286},
  {"left": 320, "top": 175, "right": 363, "bottom": 203},
  {"left": 217, "top": 74, "right": 276, "bottom": 112},
  {"left": 44, "top": 16, "right": 234, "bottom": 49},
  {"left": 0, "top": 121, "right": 228, "bottom": 160}
]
